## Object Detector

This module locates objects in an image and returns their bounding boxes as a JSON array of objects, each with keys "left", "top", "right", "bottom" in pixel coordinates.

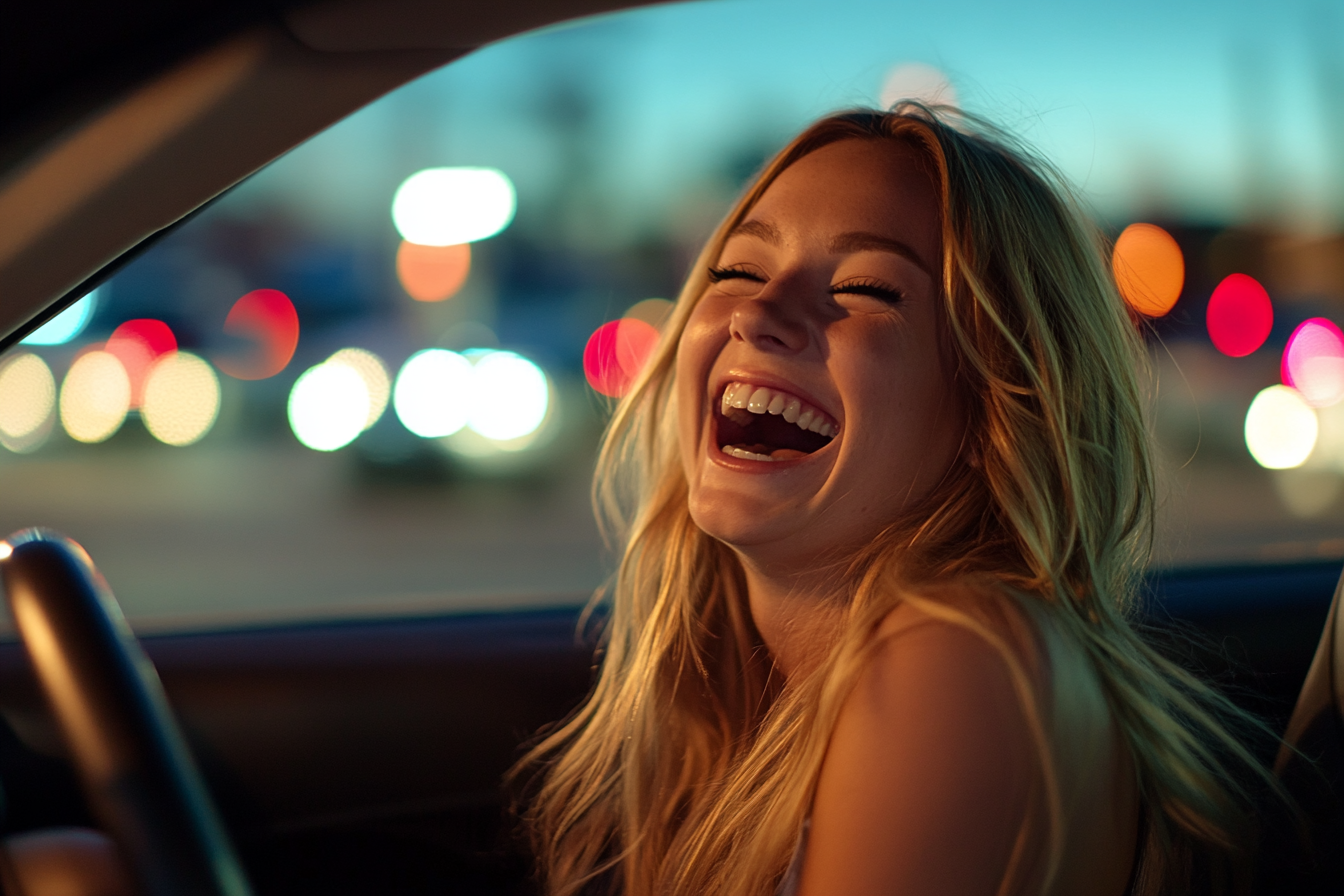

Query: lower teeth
[
  {"left": 723, "top": 445, "right": 774, "bottom": 461},
  {"left": 721, "top": 445, "right": 810, "bottom": 462}
]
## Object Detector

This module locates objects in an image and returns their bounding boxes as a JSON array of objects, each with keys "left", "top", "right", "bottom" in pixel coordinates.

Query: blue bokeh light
[{"left": 22, "top": 289, "right": 99, "bottom": 346}]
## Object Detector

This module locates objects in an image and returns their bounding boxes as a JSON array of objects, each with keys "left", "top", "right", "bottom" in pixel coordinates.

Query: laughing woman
[{"left": 515, "top": 107, "right": 1280, "bottom": 896}]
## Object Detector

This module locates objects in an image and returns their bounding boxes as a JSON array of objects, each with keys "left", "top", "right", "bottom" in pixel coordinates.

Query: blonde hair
[{"left": 514, "top": 107, "right": 1280, "bottom": 896}]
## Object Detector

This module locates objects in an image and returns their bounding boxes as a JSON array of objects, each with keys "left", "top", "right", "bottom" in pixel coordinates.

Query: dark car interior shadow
[{"left": 0, "top": 563, "right": 1338, "bottom": 894}]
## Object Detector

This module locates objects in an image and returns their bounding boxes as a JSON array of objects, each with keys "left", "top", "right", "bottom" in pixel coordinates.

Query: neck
[{"left": 738, "top": 553, "right": 849, "bottom": 679}]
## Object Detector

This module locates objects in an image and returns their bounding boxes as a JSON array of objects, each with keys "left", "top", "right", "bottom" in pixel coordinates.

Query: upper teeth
[{"left": 719, "top": 382, "right": 838, "bottom": 438}]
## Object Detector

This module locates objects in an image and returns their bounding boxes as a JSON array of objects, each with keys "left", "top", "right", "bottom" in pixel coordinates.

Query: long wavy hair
[{"left": 513, "top": 106, "right": 1281, "bottom": 896}]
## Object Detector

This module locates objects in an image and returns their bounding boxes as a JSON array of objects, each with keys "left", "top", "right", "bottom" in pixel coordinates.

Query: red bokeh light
[
  {"left": 106, "top": 319, "right": 177, "bottom": 408},
  {"left": 1206, "top": 273, "right": 1273, "bottom": 357},
  {"left": 1282, "top": 317, "right": 1344, "bottom": 407},
  {"left": 583, "top": 318, "right": 660, "bottom": 397},
  {"left": 216, "top": 289, "right": 300, "bottom": 380}
]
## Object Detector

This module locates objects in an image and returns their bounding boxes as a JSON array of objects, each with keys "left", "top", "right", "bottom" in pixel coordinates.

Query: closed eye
[
  {"left": 706, "top": 265, "right": 764, "bottom": 284},
  {"left": 831, "top": 277, "right": 903, "bottom": 304}
]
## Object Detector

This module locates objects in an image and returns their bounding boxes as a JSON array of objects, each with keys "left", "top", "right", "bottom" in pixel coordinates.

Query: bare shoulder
[{"left": 797, "top": 583, "right": 1046, "bottom": 896}]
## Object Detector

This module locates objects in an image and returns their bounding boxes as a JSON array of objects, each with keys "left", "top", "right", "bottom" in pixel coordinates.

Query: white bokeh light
[
  {"left": 467, "top": 351, "right": 549, "bottom": 442},
  {"left": 327, "top": 348, "right": 390, "bottom": 430},
  {"left": 1245, "top": 385, "right": 1318, "bottom": 470},
  {"left": 0, "top": 353, "right": 56, "bottom": 452},
  {"left": 391, "top": 168, "right": 516, "bottom": 246},
  {"left": 393, "top": 349, "right": 475, "bottom": 437},
  {"left": 879, "top": 62, "right": 958, "bottom": 111},
  {"left": 60, "top": 350, "right": 131, "bottom": 443},
  {"left": 141, "top": 352, "right": 221, "bottom": 446},
  {"left": 22, "top": 289, "right": 99, "bottom": 346},
  {"left": 288, "top": 362, "right": 370, "bottom": 451}
]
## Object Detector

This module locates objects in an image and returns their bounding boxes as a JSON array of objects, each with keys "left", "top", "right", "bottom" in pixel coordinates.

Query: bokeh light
[
  {"left": 391, "top": 168, "right": 516, "bottom": 246},
  {"left": 1245, "top": 385, "right": 1318, "bottom": 469},
  {"left": 1282, "top": 318, "right": 1344, "bottom": 408},
  {"left": 1206, "top": 273, "right": 1273, "bottom": 357},
  {"left": 60, "top": 350, "right": 131, "bottom": 443},
  {"left": 1112, "top": 223, "right": 1184, "bottom": 317},
  {"left": 106, "top": 319, "right": 177, "bottom": 408},
  {"left": 624, "top": 298, "right": 675, "bottom": 330},
  {"left": 288, "top": 362, "right": 370, "bottom": 451},
  {"left": 583, "top": 318, "right": 660, "bottom": 397},
  {"left": 468, "top": 351, "right": 549, "bottom": 441},
  {"left": 0, "top": 353, "right": 56, "bottom": 453},
  {"left": 393, "top": 349, "right": 475, "bottom": 437},
  {"left": 22, "top": 288, "right": 99, "bottom": 346},
  {"left": 327, "top": 348, "right": 390, "bottom": 430},
  {"left": 396, "top": 241, "right": 471, "bottom": 302},
  {"left": 879, "top": 62, "right": 958, "bottom": 110},
  {"left": 217, "top": 289, "right": 300, "bottom": 380},
  {"left": 141, "top": 352, "right": 221, "bottom": 446}
]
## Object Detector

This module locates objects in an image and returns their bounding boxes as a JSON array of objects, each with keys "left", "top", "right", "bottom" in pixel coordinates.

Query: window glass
[{"left": 0, "top": 0, "right": 1340, "bottom": 631}]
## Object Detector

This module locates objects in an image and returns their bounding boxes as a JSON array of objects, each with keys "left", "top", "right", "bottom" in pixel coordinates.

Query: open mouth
[{"left": 715, "top": 381, "right": 838, "bottom": 462}]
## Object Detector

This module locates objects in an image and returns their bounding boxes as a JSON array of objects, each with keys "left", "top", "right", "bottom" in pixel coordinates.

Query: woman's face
[{"left": 676, "top": 138, "right": 966, "bottom": 573}]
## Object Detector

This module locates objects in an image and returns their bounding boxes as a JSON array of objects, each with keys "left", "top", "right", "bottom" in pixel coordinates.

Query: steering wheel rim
[{"left": 0, "top": 529, "right": 252, "bottom": 896}]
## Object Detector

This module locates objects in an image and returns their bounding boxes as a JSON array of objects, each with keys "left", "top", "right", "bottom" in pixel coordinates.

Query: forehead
[{"left": 740, "top": 139, "right": 941, "bottom": 267}]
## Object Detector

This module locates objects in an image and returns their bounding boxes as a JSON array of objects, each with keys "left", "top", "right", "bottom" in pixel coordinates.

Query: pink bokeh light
[
  {"left": 106, "top": 319, "right": 178, "bottom": 408},
  {"left": 1206, "top": 273, "right": 1273, "bottom": 358},
  {"left": 583, "top": 318, "right": 659, "bottom": 397},
  {"left": 1282, "top": 317, "right": 1344, "bottom": 407}
]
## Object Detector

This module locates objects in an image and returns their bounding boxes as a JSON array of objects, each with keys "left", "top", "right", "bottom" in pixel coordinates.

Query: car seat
[{"left": 1257, "top": 572, "right": 1344, "bottom": 893}]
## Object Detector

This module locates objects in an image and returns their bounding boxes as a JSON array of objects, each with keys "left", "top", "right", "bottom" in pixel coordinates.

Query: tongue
[{"left": 770, "top": 448, "right": 807, "bottom": 460}]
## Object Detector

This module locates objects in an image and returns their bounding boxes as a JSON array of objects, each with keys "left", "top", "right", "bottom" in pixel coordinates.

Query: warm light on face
[
  {"left": 396, "top": 241, "right": 471, "bottom": 302},
  {"left": 0, "top": 353, "right": 56, "bottom": 453},
  {"left": 22, "top": 289, "right": 99, "bottom": 346},
  {"left": 141, "top": 352, "right": 221, "bottom": 446},
  {"left": 1245, "top": 385, "right": 1318, "bottom": 469},
  {"left": 393, "top": 349, "right": 474, "bottom": 438},
  {"left": 1111, "top": 223, "right": 1184, "bottom": 317},
  {"left": 584, "top": 318, "right": 659, "bottom": 397},
  {"left": 391, "top": 167, "right": 516, "bottom": 246},
  {"left": 60, "top": 351, "right": 131, "bottom": 443},
  {"left": 287, "top": 362, "right": 370, "bottom": 451},
  {"left": 1207, "top": 273, "right": 1273, "bottom": 357},
  {"left": 467, "top": 351, "right": 549, "bottom": 441},
  {"left": 216, "top": 289, "right": 300, "bottom": 381},
  {"left": 1281, "top": 318, "right": 1344, "bottom": 408}
]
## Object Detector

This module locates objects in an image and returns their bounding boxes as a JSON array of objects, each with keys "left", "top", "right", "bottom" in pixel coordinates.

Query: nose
[{"left": 728, "top": 289, "right": 810, "bottom": 354}]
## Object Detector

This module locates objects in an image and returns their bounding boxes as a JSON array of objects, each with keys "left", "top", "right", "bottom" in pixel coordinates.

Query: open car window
[{"left": 0, "top": 0, "right": 1340, "bottom": 633}]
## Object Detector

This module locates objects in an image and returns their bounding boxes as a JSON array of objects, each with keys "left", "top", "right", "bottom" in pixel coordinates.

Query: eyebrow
[
  {"left": 828, "top": 231, "right": 935, "bottom": 277},
  {"left": 725, "top": 221, "right": 935, "bottom": 278}
]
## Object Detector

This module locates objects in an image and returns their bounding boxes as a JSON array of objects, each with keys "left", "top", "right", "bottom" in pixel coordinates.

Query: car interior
[{"left": 1, "top": 1, "right": 1344, "bottom": 894}]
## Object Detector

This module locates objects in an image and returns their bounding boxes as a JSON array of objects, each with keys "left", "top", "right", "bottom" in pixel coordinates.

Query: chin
[{"left": 686, "top": 489, "right": 799, "bottom": 552}]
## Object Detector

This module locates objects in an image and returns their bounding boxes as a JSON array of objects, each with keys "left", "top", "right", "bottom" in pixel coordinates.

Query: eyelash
[
  {"left": 706, "top": 265, "right": 759, "bottom": 283},
  {"left": 830, "top": 277, "right": 903, "bottom": 304},
  {"left": 706, "top": 267, "right": 904, "bottom": 304}
]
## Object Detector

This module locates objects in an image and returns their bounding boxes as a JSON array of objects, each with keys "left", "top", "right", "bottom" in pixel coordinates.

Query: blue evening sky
[{"left": 240, "top": 0, "right": 1342, "bottom": 236}]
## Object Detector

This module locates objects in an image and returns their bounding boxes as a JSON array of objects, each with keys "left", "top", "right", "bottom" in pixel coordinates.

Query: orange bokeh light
[
  {"left": 1112, "top": 223, "right": 1184, "bottom": 317},
  {"left": 106, "top": 319, "right": 177, "bottom": 408},
  {"left": 216, "top": 289, "right": 300, "bottom": 381},
  {"left": 397, "top": 241, "right": 471, "bottom": 302}
]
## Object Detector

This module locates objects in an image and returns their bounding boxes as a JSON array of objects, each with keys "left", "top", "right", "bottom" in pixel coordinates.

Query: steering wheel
[{"left": 0, "top": 529, "right": 252, "bottom": 896}]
